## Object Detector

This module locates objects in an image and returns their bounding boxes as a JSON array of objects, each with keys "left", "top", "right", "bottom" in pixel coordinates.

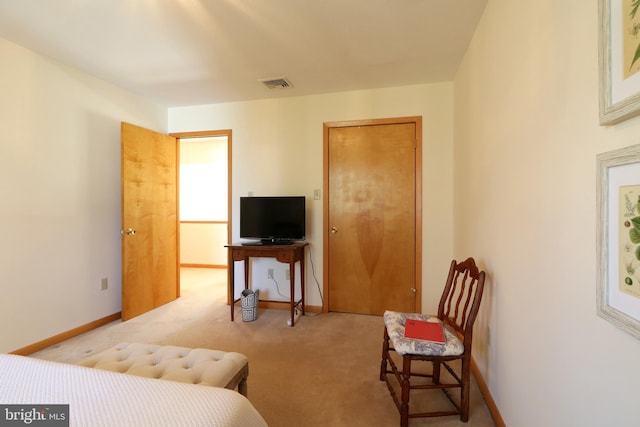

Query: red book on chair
[{"left": 404, "top": 319, "right": 445, "bottom": 343}]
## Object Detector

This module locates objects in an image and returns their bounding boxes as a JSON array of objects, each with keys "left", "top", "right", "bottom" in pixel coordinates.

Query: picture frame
[
  {"left": 599, "top": 0, "right": 640, "bottom": 125},
  {"left": 597, "top": 144, "right": 640, "bottom": 339}
]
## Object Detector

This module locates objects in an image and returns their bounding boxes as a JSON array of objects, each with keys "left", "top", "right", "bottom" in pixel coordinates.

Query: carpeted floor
[{"left": 32, "top": 268, "right": 496, "bottom": 427}]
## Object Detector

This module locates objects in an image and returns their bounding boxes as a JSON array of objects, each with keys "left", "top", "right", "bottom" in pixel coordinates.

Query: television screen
[{"left": 240, "top": 196, "right": 305, "bottom": 244}]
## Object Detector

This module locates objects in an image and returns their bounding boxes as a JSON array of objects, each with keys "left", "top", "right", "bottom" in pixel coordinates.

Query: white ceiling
[{"left": 0, "top": 0, "right": 487, "bottom": 107}]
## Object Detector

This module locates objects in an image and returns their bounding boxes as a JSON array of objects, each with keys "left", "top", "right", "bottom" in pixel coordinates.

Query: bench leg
[
  {"left": 238, "top": 377, "right": 248, "bottom": 397},
  {"left": 227, "top": 364, "right": 249, "bottom": 397}
]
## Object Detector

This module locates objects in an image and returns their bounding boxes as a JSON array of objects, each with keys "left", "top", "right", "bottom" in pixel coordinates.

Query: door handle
[
  {"left": 121, "top": 228, "right": 136, "bottom": 236},
  {"left": 331, "top": 226, "right": 338, "bottom": 234}
]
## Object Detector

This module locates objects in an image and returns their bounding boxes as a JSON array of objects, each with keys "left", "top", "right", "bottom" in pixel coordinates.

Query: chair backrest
[{"left": 437, "top": 258, "right": 485, "bottom": 349}]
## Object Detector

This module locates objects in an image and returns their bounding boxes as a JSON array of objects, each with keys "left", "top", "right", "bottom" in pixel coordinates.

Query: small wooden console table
[{"left": 226, "top": 242, "right": 308, "bottom": 327}]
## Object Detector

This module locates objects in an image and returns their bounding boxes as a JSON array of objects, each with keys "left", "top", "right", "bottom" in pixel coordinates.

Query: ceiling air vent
[{"left": 259, "top": 77, "right": 293, "bottom": 90}]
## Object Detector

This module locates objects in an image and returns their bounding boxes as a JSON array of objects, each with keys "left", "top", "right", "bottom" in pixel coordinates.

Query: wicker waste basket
[{"left": 241, "top": 289, "right": 259, "bottom": 322}]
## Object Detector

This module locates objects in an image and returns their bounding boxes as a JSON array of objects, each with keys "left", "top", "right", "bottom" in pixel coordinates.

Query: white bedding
[{"left": 0, "top": 354, "right": 268, "bottom": 427}]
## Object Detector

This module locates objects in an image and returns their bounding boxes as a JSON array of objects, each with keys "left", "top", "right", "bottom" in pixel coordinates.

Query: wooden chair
[{"left": 379, "top": 257, "right": 485, "bottom": 425}]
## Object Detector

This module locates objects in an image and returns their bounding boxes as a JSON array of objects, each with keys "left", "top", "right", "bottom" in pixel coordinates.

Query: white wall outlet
[
  {"left": 267, "top": 269, "right": 274, "bottom": 279},
  {"left": 285, "top": 269, "right": 290, "bottom": 280},
  {"left": 313, "top": 189, "right": 321, "bottom": 200},
  {"left": 101, "top": 277, "right": 108, "bottom": 291}
]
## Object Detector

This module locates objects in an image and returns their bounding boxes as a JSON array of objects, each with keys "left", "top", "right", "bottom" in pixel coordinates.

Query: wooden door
[
  {"left": 121, "top": 122, "right": 179, "bottom": 321},
  {"left": 325, "top": 118, "right": 421, "bottom": 315}
]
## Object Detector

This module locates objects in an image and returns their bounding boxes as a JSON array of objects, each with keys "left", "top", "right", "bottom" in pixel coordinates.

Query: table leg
[
  {"left": 244, "top": 258, "right": 250, "bottom": 292},
  {"left": 230, "top": 258, "right": 235, "bottom": 321},
  {"left": 300, "top": 252, "right": 306, "bottom": 315},
  {"left": 289, "top": 260, "right": 295, "bottom": 326}
]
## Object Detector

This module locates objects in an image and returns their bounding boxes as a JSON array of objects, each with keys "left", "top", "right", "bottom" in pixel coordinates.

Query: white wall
[
  {"left": 454, "top": 1, "right": 640, "bottom": 426},
  {"left": 0, "top": 38, "right": 167, "bottom": 353},
  {"left": 169, "top": 84, "right": 455, "bottom": 310}
]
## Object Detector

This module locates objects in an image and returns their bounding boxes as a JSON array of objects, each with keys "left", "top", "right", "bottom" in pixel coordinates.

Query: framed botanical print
[
  {"left": 599, "top": 0, "right": 640, "bottom": 124},
  {"left": 597, "top": 144, "right": 640, "bottom": 339}
]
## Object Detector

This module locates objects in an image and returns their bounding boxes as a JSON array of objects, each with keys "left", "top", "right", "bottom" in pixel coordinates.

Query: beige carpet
[{"left": 32, "top": 268, "right": 496, "bottom": 427}]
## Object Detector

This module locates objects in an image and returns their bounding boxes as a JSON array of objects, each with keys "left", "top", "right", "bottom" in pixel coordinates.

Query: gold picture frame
[
  {"left": 597, "top": 144, "right": 640, "bottom": 339},
  {"left": 599, "top": 0, "right": 640, "bottom": 125}
]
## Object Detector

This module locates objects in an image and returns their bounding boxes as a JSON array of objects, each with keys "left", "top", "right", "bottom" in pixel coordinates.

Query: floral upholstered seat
[{"left": 383, "top": 310, "right": 464, "bottom": 356}]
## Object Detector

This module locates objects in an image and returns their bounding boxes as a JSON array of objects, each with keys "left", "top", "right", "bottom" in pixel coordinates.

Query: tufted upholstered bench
[{"left": 77, "top": 343, "right": 249, "bottom": 397}]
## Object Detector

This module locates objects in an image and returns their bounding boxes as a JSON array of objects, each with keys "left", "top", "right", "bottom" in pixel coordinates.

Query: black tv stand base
[
  {"left": 241, "top": 239, "right": 296, "bottom": 246},
  {"left": 265, "top": 239, "right": 294, "bottom": 245}
]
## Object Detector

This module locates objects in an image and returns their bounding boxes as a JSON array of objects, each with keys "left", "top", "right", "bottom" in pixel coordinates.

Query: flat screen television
[{"left": 240, "top": 196, "right": 306, "bottom": 245}]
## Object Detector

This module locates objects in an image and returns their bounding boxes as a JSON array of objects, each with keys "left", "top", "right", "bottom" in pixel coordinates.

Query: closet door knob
[{"left": 121, "top": 228, "right": 136, "bottom": 236}]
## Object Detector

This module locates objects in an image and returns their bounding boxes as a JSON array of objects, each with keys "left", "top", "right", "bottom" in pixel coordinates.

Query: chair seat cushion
[{"left": 383, "top": 311, "right": 464, "bottom": 356}]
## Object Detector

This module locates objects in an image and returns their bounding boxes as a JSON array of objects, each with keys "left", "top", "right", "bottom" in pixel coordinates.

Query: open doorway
[
  {"left": 179, "top": 135, "right": 229, "bottom": 268},
  {"left": 172, "top": 130, "right": 232, "bottom": 292}
]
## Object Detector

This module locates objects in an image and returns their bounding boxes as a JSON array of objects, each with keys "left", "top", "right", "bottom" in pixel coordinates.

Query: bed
[{"left": 0, "top": 354, "right": 268, "bottom": 427}]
